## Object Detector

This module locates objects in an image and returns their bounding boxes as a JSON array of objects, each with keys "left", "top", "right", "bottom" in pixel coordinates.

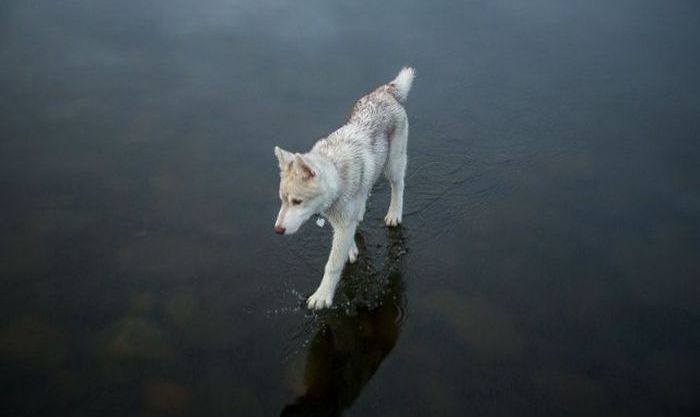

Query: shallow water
[{"left": 1, "top": 0, "right": 699, "bottom": 416}]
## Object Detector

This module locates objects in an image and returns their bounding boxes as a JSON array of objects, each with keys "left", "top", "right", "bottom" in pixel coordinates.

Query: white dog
[{"left": 274, "top": 67, "right": 414, "bottom": 310}]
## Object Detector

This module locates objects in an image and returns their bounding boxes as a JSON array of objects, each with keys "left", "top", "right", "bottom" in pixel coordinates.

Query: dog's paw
[
  {"left": 384, "top": 211, "right": 402, "bottom": 227},
  {"left": 306, "top": 288, "right": 334, "bottom": 310},
  {"left": 348, "top": 244, "right": 359, "bottom": 263}
]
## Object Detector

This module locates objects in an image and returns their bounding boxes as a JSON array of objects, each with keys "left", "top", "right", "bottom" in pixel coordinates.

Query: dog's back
[
  {"left": 348, "top": 67, "right": 415, "bottom": 141},
  {"left": 312, "top": 68, "right": 414, "bottom": 215}
]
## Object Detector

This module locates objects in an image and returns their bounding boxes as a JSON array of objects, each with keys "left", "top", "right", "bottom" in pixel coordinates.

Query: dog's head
[{"left": 273, "top": 147, "right": 324, "bottom": 235}]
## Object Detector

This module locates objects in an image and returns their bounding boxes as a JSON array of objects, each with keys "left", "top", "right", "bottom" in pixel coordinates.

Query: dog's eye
[{"left": 291, "top": 198, "right": 303, "bottom": 206}]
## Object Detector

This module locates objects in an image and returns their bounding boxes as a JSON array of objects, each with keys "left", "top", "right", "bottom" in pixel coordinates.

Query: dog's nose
[{"left": 274, "top": 226, "right": 286, "bottom": 235}]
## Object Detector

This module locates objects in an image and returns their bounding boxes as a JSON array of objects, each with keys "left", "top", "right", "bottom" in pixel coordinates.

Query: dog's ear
[
  {"left": 274, "top": 146, "right": 293, "bottom": 171},
  {"left": 293, "top": 153, "right": 316, "bottom": 180}
]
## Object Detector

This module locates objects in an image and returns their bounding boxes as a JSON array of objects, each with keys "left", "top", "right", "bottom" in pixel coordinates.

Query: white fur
[
  {"left": 389, "top": 67, "right": 415, "bottom": 103},
  {"left": 274, "top": 67, "right": 414, "bottom": 310}
]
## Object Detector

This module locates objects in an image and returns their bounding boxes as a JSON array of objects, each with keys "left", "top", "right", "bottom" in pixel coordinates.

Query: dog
[{"left": 273, "top": 67, "right": 414, "bottom": 310}]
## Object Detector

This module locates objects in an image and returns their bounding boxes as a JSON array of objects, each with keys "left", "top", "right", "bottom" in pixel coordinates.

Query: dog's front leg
[{"left": 307, "top": 222, "right": 357, "bottom": 310}]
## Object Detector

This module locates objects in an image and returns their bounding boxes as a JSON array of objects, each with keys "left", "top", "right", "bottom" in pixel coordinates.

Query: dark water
[{"left": 1, "top": 0, "right": 699, "bottom": 415}]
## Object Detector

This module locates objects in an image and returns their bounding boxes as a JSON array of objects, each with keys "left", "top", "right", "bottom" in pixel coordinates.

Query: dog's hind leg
[
  {"left": 357, "top": 195, "right": 367, "bottom": 222},
  {"left": 384, "top": 115, "right": 408, "bottom": 227},
  {"left": 349, "top": 196, "right": 366, "bottom": 262},
  {"left": 348, "top": 239, "right": 359, "bottom": 263}
]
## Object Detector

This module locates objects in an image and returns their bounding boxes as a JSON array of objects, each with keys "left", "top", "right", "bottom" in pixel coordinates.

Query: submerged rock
[
  {"left": 421, "top": 290, "right": 524, "bottom": 361},
  {"left": 142, "top": 378, "right": 191, "bottom": 416},
  {"left": 163, "top": 292, "right": 199, "bottom": 329},
  {"left": 104, "top": 318, "right": 174, "bottom": 361},
  {"left": 0, "top": 315, "right": 68, "bottom": 368}
]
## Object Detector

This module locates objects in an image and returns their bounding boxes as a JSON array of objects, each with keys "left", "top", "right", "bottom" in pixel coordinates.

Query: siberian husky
[{"left": 273, "top": 67, "right": 414, "bottom": 310}]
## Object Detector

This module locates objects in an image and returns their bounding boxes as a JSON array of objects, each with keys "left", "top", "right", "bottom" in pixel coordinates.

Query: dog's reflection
[{"left": 281, "top": 229, "right": 407, "bottom": 417}]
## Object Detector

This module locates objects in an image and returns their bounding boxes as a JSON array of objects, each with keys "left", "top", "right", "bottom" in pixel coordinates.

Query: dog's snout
[{"left": 274, "top": 226, "right": 286, "bottom": 235}]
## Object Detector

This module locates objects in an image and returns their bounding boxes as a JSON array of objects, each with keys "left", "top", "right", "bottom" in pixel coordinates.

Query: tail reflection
[{"left": 281, "top": 229, "right": 407, "bottom": 417}]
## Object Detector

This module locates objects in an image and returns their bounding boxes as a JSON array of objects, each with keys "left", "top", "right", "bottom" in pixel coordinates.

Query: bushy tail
[{"left": 388, "top": 66, "right": 415, "bottom": 103}]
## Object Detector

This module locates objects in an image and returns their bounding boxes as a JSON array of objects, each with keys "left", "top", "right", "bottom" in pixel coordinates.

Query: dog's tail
[{"left": 387, "top": 67, "right": 415, "bottom": 103}]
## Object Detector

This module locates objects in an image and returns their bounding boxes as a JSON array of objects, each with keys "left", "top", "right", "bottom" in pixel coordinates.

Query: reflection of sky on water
[{"left": 1, "top": 0, "right": 699, "bottom": 415}]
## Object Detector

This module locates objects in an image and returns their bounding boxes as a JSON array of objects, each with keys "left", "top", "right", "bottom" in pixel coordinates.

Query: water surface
[{"left": 1, "top": 0, "right": 699, "bottom": 416}]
